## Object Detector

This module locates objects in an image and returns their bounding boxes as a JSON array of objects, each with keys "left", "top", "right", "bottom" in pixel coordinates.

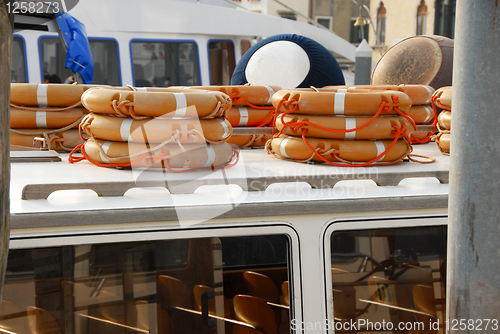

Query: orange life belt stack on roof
[
  {"left": 9, "top": 83, "right": 93, "bottom": 151},
  {"left": 169, "top": 85, "right": 280, "bottom": 148},
  {"left": 431, "top": 86, "right": 452, "bottom": 155},
  {"left": 320, "top": 84, "right": 438, "bottom": 144},
  {"left": 71, "top": 87, "right": 237, "bottom": 171},
  {"left": 266, "top": 87, "right": 433, "bottom": 166}
]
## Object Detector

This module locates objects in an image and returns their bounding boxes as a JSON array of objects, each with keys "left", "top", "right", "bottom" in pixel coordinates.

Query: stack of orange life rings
[
  {"left": 431, "top": 86, "right": 452, "bottom": 154},
  {"left": 266, "top": 87, "right": 426, "bottom": 166},
  {"left": 70, "top": 86, "right": 237, "bottom": 170},
  {"left": 9, "top": 83, "right": 95, "bottom": 151},
  {"left": 323, "top": 84, "right": 437, "bottom": 144},
  {"left": 168, "top": 85, "right": 280, "bottom": 148}
]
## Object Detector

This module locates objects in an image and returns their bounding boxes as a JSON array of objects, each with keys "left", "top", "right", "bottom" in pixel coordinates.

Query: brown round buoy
[{"left": 371, "top": 35, "right": 454, "bottom": 90}]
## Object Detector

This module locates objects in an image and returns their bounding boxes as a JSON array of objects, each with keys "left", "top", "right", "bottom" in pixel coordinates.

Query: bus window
[
  {"left": 12, "top": 37, "right": 27, "bottom": 83},
  {"left": 131, "top": 40, "right": 200, "bottom": 87},
  {"left": 40, "top": 37, "right": 73, "bottom": 83},
  {"left": 241, "top": 40, "right": 251, "bottom": 56},
  {"left": 208, "top": 41, "right": 235, "bottom": 85},
  {"left": 329, "top": 226, "right": 447, "bottom": 333},
  {"left": 88, "top": 39, "right": 121, "bottom": 86},
  {"left": 3, "top": 233, "right": 290, "bottom": 333}
]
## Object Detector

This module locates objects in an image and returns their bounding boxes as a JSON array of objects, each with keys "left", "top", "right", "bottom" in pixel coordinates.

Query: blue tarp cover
[{"left": 57, "top": 13, "right": 93, "bottom": 84}]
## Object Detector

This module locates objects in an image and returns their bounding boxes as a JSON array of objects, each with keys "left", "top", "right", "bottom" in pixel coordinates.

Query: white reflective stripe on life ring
[
  {"left": 203, "top": 145, "right": 216, "bottom": 167},
  {"left": 344, "top": 117, "right": 356, "bottom": 139},
  {"left": 35, "top": 111, "right": 47, "bottom": 128},
  {"left": 120, "top": 118, "right": 134, "bottom": 142},
  {"left": 264, "top": 85, "right": 275, "bottom": 105},
  {"left": 374, "top": 140, "right": 386, "bottom": 162},
  {"left": 423, "top": 105, "right": 433, "bottom": 123},
  {"left": 99, "top": 141, "right": 112, "bottom": 163},
  {"left": 279, "top": 136, "right": 291, "bottom": 159},
  {"left": 334, "top": 93, "right": 345, "bottom": 115},
  {"left": 423, "top": 85, "right": 434, "bottom": 104},
  {"left": 237, "top": 107, "right": 249, "bottom": 126},
  {"left": 37, "top": 84, "right": 48, "bottom": 107},
  {"left": 173, "top": 93, "right": 187, "bottom": 118},
  {"left": 219, "top": 118, "right": 230, "bottom": 139}
]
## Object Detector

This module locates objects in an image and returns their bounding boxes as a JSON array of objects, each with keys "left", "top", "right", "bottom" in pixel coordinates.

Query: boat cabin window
[
  {"left": 40, "top": 37, "right": 73, "bottom": 83},
  {"left": 40, "top": 36, "right": 121, "bottom": 85},
  {"left": 131, "top": 40, "right": 201, "bottom": 87},
  {"left": 208, "top": 41, "right": 235, "bottom": 85},
  {"left": 329, "top": 225, "right": 447, "bottom": 333},
  {"left": 12, "top": 36, "right": 27, "bottom": 83},
  {"left": 2, "top": 233, "right": 291, "bottom": 333},
  {"left": 88, "top": 38, "right": 121, "bottom": 86}
]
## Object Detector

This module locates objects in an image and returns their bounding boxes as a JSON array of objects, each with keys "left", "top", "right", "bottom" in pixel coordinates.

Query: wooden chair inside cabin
[
  {"left": 410, "top": 284, "right": 445, "bottom": 333},
  {"left": 233, "top": 295, "right": 278, "bottom": 334},
  {"left": 412, "top": 285, "right": 436, "bottom": 318},
  {"left": 243, "top": 271, "right": 282, "bottom": 325},
  {"left": 194, "top": 285, "right": 233, "bottom": 334},
  {"left": 193, "top": 285, "right": 232, "bottom": 318},
  {"left": 281, "top": 281, "right": 289, "bottom": 307},
  {"left": 158, "top": 275, "right": 192, "bottom": 309},
  {"left": 27, "top": 306, "right": 61, "bottom": 334},
  {"left": 157, "top": 275, "right": 193, "bottom": 333},
  {"left": 0, "top": 300, "right": 30, "bottom": 333}
]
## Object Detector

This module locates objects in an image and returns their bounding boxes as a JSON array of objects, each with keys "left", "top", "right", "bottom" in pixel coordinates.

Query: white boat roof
[
  {"left": 10, "top": 143, "right": 449, "bottom": 230},
  {"left": 70, "top": 0, "right": 357, "bottom": 61}
]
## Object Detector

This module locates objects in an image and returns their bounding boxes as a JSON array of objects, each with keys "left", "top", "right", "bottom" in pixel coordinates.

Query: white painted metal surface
[{"left": 10, "top": 144, "right": 449, "bottom": 216}]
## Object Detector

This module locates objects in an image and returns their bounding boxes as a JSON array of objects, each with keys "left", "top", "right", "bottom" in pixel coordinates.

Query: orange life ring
[
  {"left": 438, "top": 111, "right": 451, "bottom": 130},
  {"left": 10, "top": 107, "right": 87, "bottom": 129},
  {"left": 268, "top": 135, "right": 409, "bottom": 164},
  {"left": 10, "top": 129, "right": 85, "bottom": 151},
  {"left": 405, "top": 105, "right": 434, "bottom": 124},
  {"left": 84, "top": 139, "right": 234, "bottom": 169},
  {"left": 177, "top": 85, "right": 281, "bottom": 106},
  {"left": 322, "top": 84, "right": 435, "bottom": 105},
  {"left": 81, "top": 88, "right": 231, "bottom": 118},
  {"left": 10, "top": 83, "right": 109, "bottom": 107},
  {"left": 411, "top": 130, "right": 435, "bottom": 142},
  {"left": 272, "top": 90, "right": 412, "bottom": 116},
  {"left": 226, "top": 107, "right": 273, "bottom": 127},
  {"left": 276, "top": 114, "right": 415, "bottom": 140},
  {"left": 435, "top": 132, "right": 450, "bottom": 154},
  {"left": 226, "top": 134, "right": 272, "bottom": 148},
  {"left": 81, "top": 114, "right": 232, "bottom": 144},
  {"left": 433, "top": 86, "right": 452, "bottom": 109}
]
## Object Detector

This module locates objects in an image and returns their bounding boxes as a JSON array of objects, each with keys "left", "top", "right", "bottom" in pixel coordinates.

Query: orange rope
[
  {"left": 272, "top": 96, "right": 418, "bottom": 140},
  {"left": 229, "top": 93, "right": 275, "bottom": 110},
  {"left": 299, "top": 125, "right": 409, "bottom": 167}
]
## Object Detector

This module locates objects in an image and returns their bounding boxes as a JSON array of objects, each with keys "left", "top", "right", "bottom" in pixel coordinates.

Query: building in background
[
  {"left": 368, "top": 0, "right": 456, "bottom": 61},
  {"left": 310, "top": 0, "right": 370, "bottom": 45},
  {"left": 231, "top": 0, "right": 310, "bottom": 24}
]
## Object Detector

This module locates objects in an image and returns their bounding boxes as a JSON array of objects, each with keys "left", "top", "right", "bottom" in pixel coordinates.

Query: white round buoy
[{"left": 232, "top": 34, "right": 345, "bottom": 88}]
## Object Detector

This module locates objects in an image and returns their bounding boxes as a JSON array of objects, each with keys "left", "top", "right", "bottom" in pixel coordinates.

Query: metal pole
[
  {"left": 354, "top": 39, "right": 372, "bottom": 85},
  {"left": 448, "top": 0, "right": 500, "bottom": 328},
  {"left": 0, "top": 0, "right": 14, "bottom": 314}
]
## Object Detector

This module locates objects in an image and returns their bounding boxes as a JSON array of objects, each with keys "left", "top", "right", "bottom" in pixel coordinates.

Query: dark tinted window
[{"left": 131, "top": 41, "right": 200, "bottom": 87}]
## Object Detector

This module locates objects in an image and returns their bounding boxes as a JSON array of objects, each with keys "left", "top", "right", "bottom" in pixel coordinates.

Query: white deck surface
[{"left": 10, "top": 143, "right": 449, "bottom": 215}]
